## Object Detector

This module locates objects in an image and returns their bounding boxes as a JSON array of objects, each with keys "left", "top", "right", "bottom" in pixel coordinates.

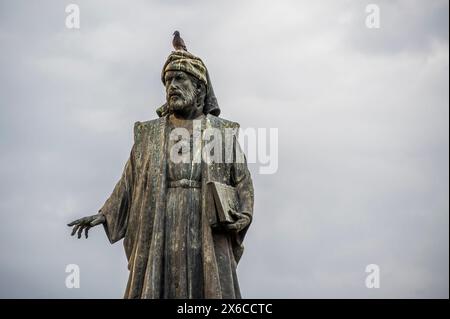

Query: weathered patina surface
[{"left": 68, "top": 49, "right": 254, "bottom": 299}]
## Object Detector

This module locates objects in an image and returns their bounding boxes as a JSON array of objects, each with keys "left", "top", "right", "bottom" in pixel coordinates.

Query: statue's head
[
  {"left": 164, "top": 70, "right": 206, "bottom": 117},
  {"left": 159, "top": 50, "right": 220, "bottom": 118}
]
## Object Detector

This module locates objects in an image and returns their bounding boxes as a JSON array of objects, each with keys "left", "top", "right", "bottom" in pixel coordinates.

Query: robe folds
[{"left": 99, "top": 114, "right": 254, "bottom": 299}]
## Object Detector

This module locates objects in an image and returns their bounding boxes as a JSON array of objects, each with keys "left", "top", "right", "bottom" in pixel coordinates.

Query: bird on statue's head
[{"left": 172, "top": 30, "right": 187, "bottom": 51}]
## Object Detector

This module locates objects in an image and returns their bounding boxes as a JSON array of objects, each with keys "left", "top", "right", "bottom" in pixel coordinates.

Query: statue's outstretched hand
[
  {"left": 223, "top": 210, "right": 251, "bottom": 233},
  {"left": 67, "top": 214, "right": 106, "bottom": 239}
]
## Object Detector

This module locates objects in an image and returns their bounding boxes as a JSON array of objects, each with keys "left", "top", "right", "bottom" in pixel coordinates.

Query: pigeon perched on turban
[{"left": 172, "top": 31, "right": 187, "bottom": 51}]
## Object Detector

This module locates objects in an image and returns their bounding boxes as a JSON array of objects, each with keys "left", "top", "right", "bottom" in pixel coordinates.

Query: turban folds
[
  {"left": 157, "top": 50, "right": 220, "bottom": 117},
  {"left": 161, "top": 50, "right": 208, "bottom": 85}
]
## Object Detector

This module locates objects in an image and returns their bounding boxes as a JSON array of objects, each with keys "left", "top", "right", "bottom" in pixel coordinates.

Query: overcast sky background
[{"left": 0, "top": 0, "right": 448, "bottom": 298}]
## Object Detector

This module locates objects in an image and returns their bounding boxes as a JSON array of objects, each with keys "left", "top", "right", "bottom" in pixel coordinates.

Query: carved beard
[{"left": 167, "top": 86, "right": 197, "bottom": 114}]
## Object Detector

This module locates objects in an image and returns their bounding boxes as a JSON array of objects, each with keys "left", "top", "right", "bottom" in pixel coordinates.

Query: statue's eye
[{"left": 165, "top": 77, "right": 173, "bottom": 85}]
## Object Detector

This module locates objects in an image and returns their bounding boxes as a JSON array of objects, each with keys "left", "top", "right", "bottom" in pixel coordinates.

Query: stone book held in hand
[{"left": 207, "top": 181, "right": 240, "bottom": 226}]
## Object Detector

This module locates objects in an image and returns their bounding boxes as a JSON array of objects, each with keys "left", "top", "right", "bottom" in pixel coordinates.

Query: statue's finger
[
  {"left": 224, "top": 223, "right": 237, "bottom": 230},
  {"left": 237, "top": 220, "right": 247, "bottom": 231},
  {"left": 67, "top": 219, "right": 81, "bottom": 227},
  {"left": 229, "top": 210, "right": 246, "bottom": 220},
  {"left": 71, "top": 225, "right": 80, "bottom": 236},
  {"left": 228, "top": 209, "right": 238, "bottom": 217},
  {"left": 85, "top": 226, "right": 90, "bottom": 239},
  {"left": 77, "top": 225, "right": 84, "bottom": 239}
]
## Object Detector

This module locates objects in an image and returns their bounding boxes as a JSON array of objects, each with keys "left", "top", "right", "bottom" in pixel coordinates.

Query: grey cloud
[{"left": 0, "top": 0, "right": 448, "bottom": 298}]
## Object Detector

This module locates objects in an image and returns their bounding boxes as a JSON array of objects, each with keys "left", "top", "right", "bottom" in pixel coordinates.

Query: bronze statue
[{"left": 68, "top": 40, "right": 254, "bottom": 299}]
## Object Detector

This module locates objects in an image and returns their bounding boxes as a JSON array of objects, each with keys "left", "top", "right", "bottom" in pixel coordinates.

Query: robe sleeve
[
  {"left": 230, "top": 130, "right": 255, "bottom": 262},
  {"left": 98, "top": 146, "right": 135, "bottom": 244}
]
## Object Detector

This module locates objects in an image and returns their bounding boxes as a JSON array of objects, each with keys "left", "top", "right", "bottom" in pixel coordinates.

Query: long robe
[
  {"left": 99, "top": 113, "right": 254, "bottom": 299},
  {"left": 164, "top": 115, "right": 203, "bottom": 298}
]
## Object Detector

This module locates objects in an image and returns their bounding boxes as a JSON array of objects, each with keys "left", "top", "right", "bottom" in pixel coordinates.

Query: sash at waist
[{"left": 168, "top": 179, "right": 201, "bottom": 188}]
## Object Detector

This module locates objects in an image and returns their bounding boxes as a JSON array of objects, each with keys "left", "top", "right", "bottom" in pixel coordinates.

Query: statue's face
[{"left": 164, "top": 70, "right": 197, "bottom": 114}]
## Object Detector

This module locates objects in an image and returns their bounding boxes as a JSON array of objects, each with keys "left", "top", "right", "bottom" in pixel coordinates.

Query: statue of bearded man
[{"left": 68, "top": 50, "right": 255, "bottom": 299}]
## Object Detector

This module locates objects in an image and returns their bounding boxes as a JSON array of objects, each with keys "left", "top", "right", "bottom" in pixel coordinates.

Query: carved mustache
[
  {"left": 169, "top": 89, "right": 183, "bottom": 96},
  {"left": 168, "top": 90, "right": 183, "bottom": 98}
]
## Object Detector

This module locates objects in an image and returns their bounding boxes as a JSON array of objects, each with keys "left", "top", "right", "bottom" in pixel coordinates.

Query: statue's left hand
[{"left": 223, "top": 211, "right": 251, "bottom": 233}]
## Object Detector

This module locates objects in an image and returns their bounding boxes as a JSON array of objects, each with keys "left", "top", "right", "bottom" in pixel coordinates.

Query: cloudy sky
[{"left": 0, "top": 0, "right": 448, "bottom": 298}]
